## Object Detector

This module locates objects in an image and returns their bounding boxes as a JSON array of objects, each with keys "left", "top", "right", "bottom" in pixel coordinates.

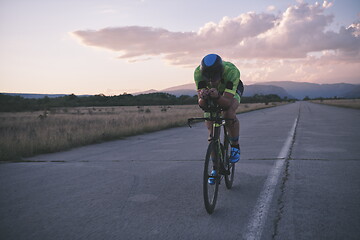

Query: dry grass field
[
  {"left": 0, "top": 102, "right": 287, "bottom": 161},
  {"left": 311, "top": 99, "right": 360, "bottom": 109}
]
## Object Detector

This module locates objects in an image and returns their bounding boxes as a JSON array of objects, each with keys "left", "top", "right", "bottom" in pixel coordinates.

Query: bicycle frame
[
  {"left": 187, "top": 100, "right": 233, "bottom": 176},
  {"left": 209, "top": 113, "right": 226, "bottom": 171}
]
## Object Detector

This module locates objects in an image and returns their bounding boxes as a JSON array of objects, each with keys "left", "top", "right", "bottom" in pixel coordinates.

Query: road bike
[{"left": 188, "top": 100, "right": 236, "bottom": 214}]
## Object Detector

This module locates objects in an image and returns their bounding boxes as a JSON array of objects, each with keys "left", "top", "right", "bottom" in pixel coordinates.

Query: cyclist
[{"left": 194, "top": 53, "right": 244, "bottom": 165}]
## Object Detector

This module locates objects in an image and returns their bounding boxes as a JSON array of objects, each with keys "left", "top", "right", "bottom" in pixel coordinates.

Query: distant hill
[
  {"left": 1, "top": 93, "right": 91, "bottom": 99},
  {"left": 136, "top": 89, "right": 158, "bottom": 95},
  {"left": 139, "top": 82, "right": 294, "bottom": 98},
  {"left": 3, "top": 81, "right": 359, "bottom": 100},
  {"left": 343, "top": 85, "right": 360, "bottom": 98},
  {"left": 162, "top": 83, "right": 195, "bottom": 92},
  {"left": 243, "top": 85, "right": 294, "bottom": 98},
  {"left": 1, "top": 93, "right": 67, "bottom": 99},
  {"left": 255, "top": 81, "right": 360, "bottom": 99},
  {"left": 134, "top": 83, "right": 197, "bottom": 97},
  {"left": 161, "top": 84, "right": 197, "bottom": 96},
  {"left": 154, "top": 81, "right": 360, "bottom": 99}
]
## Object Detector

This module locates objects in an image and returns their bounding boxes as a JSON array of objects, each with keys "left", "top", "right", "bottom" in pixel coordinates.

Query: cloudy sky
[{"left": 1, "top": 0, "right": 359, "bottom": 95}]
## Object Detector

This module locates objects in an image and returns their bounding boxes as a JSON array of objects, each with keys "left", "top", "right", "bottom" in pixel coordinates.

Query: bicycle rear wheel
[
  {"left": 224, "top": 134, "right": 235, "bottom": 189},
  {"left": 203, "top": 141, "right": 219, "bottom": 214}
]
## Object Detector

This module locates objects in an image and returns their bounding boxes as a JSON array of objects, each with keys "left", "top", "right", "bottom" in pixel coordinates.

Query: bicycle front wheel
[
  {"left": 224, "top": 135, "right": 235, "bottom": 189},
  {"left": 203, "top": 141, "right": 219, "bottom": 214}
]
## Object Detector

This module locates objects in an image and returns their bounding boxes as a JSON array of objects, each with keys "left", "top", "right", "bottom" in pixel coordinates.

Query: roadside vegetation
[
  {"left": 0, "top": 101, "right": 288, "bottom": 161},
  {"left": 309, "top": 98, "right": 360, "bottom": 109},
  {"left": 0, "top": 92, "right": 292, "bottom": 112}
]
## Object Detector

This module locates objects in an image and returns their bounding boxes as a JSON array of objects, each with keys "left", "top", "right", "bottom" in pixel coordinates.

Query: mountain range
[
  {"left": 0, "top": 93, "right": 91, "bottom": 99},
  {"left": 2, "top": 81, "right": 359, "bottom": 100},
  {"left": 144, "top": 81, "right": 360, "bottom": 99}
]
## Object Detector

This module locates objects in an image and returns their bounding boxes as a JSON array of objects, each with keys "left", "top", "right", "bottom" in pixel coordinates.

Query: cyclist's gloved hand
[
  {"left": 209, "top": 88, "right": 220, "bottom": 99},
  {"left": 199, "top": 88, "right": 210, "bottom": 99}
]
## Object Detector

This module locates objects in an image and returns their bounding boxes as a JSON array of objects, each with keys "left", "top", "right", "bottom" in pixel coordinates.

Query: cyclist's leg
[
  {"left": 205, "top": 120, "right": 213, "bottom": 137},
  {"left": 223, "top": 98, "right": 240, "bottom": 143},
  {"left": 223, "top": 98, "right": 241, "bottom": 163}
]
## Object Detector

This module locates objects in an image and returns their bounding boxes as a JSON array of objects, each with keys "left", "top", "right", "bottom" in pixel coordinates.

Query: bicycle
[{"left": 188, "top": 99, "right": 236, "bottom": 214}]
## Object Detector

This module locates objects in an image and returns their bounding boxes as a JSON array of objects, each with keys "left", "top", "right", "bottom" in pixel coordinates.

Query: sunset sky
[{"left": 1, "top": 0, "right": 359, "bottom": 95}]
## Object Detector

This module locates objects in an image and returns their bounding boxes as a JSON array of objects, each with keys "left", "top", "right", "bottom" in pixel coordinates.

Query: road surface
[{"left": 1, "top": 101, "right": 359, "bottom": 240}]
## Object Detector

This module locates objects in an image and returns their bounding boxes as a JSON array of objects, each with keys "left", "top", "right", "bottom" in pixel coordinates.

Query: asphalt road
[{"left": 1, "top": 101, "right": 359, "bottom": 240}]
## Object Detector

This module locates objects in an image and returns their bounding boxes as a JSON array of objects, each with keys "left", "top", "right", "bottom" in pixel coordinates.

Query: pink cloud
[
  {"left": 71, "top": 2, "right": 360, "bottom": 70},
  {"left": 71, "top": 11, "right": 276, "bottom": 65}
]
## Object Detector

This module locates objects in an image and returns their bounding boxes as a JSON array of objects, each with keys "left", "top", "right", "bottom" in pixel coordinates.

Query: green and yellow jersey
[{"left": 194, "top": 61, "right": 241, "bottom": 102}]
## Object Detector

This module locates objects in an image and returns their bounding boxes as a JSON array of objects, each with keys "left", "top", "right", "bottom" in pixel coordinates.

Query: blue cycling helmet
[{"left": 200, "top": 54, "right": 224, "bottom": 82}]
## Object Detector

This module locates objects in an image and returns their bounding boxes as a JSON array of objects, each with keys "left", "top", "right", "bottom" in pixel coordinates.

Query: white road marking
[{"left": 243, "top": 117, "right": 298, "bottom": 240}]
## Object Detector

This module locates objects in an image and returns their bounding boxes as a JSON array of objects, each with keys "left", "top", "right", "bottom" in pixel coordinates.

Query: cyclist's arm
[
  {"left": 194, "top": 66, "right": 210, "bottom": 109},
  {"left": 198, "top": 90, "right": 209, "bottom": 109},
  {"left": 206, "top": 88, "right": 234, "bottom": 109},
  {"left": 216, "top": 92, "right": 234, "bottom": 109},
  {"left": 216, "top": 63, "right": 240, "bottom": 109}
]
